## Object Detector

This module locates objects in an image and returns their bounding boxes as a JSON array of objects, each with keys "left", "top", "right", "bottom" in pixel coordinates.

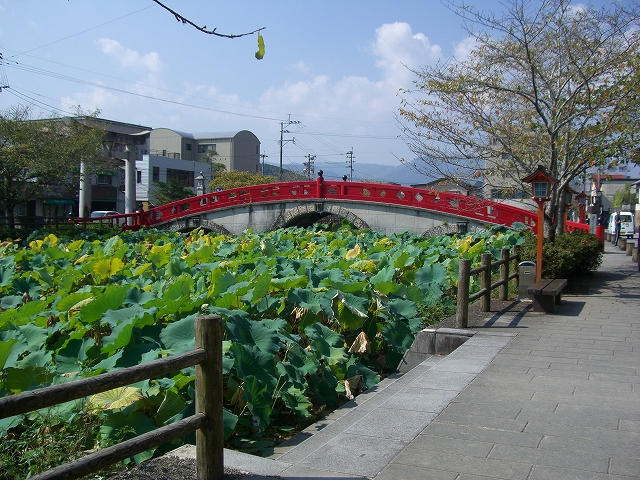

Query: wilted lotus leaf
[
  {"left": 345, "top": 244, "right": 361, "bottom": 260},
  {"left": 348, "top": 331, "right": 371, "bottom": 354},
  {"left": 344, "top": 375, "right": 364, "bottom": 400}
]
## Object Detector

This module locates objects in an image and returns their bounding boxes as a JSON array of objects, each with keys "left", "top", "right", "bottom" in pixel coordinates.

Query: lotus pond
[{"left": 0, "top": 223, "right": 526, "bottom": 471}]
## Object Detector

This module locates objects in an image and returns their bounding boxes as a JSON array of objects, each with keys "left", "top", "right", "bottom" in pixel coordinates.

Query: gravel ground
[{"left": 109, "top": 456, "right": 276, "bottom": 480}]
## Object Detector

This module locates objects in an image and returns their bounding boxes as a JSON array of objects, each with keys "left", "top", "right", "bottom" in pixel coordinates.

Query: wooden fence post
[
  {"left": 195, "top": 315, "right": 224, "bottom": 480},
  {"left": 456, "top": 259, "right": 470, "bottom": 329},
  {"left": 499, "top": 248, "right": 509, "bottom": 301},
  {"left": 480, "top": 253, "right": 491, "bottom": 312}
]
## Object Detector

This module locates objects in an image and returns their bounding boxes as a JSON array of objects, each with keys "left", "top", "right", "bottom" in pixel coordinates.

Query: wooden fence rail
[
  {"left": 456, "top": 247, "right": 520, "bottom": 328},
  {"left": 0, "top": 315, "right": 223, "bottom": 480}
]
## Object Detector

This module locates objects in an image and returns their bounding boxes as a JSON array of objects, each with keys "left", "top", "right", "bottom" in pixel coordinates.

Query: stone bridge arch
[{"left": 268, "top": 203, "right": 369, "bottom": 231}]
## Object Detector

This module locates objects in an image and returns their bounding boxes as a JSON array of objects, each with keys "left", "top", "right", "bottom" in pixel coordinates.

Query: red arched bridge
[{"left": 80, "top": 178, "right": 589, "bottom": 236}]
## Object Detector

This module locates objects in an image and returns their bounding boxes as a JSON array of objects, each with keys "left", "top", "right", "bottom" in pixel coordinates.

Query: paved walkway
[{"left": 171, "top": 243, "right": 639, "bottom": 479}]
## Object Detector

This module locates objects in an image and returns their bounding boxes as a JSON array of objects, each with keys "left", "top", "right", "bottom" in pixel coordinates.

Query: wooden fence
[
  {"left": 456, "top": 247, "right": 520, "bottom": 328},
  {"left": 0, "top": 315, "right": 224, "bottom": 480}
]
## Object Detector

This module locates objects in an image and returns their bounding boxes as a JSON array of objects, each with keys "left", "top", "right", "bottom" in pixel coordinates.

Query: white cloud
[
  {"left": 372, "top": 22, "right": 442, "bottom": 88},
  {"left": 97, "top": 38, "right": 163, "bottom": 73},
  {"left": 257, "top": 21, "right": 444, "bottom": 139},
  {"left": 454, "top": 36, "right": 478, "bottom": 61},
  {"left": 61, "top": 85, "right": 121, "bottom": 115},
  {"left": 292, "top": 61, "right": 310, "bottom": 74}
]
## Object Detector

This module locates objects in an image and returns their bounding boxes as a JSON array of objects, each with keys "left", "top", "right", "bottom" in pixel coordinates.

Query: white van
[{"left": 607, "top": 211, "right": 635, "bottom": 239}]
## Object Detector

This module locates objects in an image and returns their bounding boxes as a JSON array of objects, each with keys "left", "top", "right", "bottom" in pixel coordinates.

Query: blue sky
[{"left": 0, "top": 1, "right": 627, "bottom": 180}]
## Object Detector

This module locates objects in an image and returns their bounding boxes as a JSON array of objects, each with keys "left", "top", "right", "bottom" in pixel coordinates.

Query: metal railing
[
  {"left": 456, "top": 247, "right": 520, "bottom": 328},
  {"left": 0, "top": 315, "right": 224, "bottom": 480}
]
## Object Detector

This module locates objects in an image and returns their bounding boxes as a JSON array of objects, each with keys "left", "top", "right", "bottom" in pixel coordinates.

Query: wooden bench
[{"left": 528, "top": 278, "right": 568, "bottom": 313}]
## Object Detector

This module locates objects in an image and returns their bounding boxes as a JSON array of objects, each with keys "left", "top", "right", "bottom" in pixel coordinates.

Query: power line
[{"left": 6, "top": 6, "right": 154, "bottom": 59}]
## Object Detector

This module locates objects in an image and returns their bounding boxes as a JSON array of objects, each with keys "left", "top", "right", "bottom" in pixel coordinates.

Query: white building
[{"left": 135, "top": 155, "right": 212, "bottom": 209}]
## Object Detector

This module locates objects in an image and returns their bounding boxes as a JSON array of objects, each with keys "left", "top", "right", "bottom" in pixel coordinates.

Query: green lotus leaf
[
  {"left": 0, "top": 265, "right": 14, "bottom": 287},
  {"left": 383, "top": 320, "right": 414, "bottom": 352},
  {"left": 0, "top": 338, "right": 20, "bottom": 370},
  {"left": 3, "top": 366, "right": 47, "bottom": 393},
  {"left": 248, "top": 271, "right": 273, "bottom": 304},
  {"left": 93, "top": 258, "right": 125, "bottom": 280},
  {"left": 241, "top": 375, "right": 272, "bottom": 432},
  {"left": 288, "top": 288, "right": 322, "bottom": 314},
  {"left": 415, "top": 263, "right": 448, "bottom": 290},
  {"left": 101, "top": 321, "right": 134, "bottom": 354},
  {"left": 387, "top": 298, "right": 417, "bottom": 320},
  {"left": 346, "top": 357, "right": 380, "bottom": 389},
  {"left": 229, "top": 343, "right": 277, "bottom": 388},
  {"left": 159, "top": 314, "right": 196, "bottom": 355},
  {"left": 18, "top": 323, "right": 49, "bottom": 351},
  {"left": 370, "top": 265, "right": 395, "bottom": 285},
  {"left": 166, "top": 258, "right": 191, "bottom": 278},
  {"left": 280, "top": 383, "right": 313, "bottom": 417},
  {"left": 79, "top": 285, "right": 129, "bottom": 323},
  {"left": 100, "top": 410, "right": 157, "bottom": 463},
  {"left": 148, "top": 243, "right": 172, "bottom": 268},
  {"left": 12, "top": 277, "right": 42, "bottom": 298},
  {"left": 156, "top": 390, "right": 187, "bottom": 425},
  {"left": 226, "top": 316, "right": 280, "bottom": 355},
  {"left": 270, "top": 275, "right": 309, "bottom": 291},
  {"left": 330, "top": 292, "right": 369, "bottom": 331},
  {"left": 306, "top": 364, "right": 339, "bottom": 408}
]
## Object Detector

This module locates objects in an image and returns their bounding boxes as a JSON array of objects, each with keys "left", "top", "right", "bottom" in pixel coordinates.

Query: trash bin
[{"left": 518, "top": 261, "right": 536, "bottom": 300}]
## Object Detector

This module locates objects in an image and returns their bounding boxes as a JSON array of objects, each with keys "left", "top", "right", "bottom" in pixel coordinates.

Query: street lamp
[
  {"left": 196, "top": 172, "right": 205, "bottom": 196},
  {"left": 522, "top": 165, "right": 558, "bottom": 282}
]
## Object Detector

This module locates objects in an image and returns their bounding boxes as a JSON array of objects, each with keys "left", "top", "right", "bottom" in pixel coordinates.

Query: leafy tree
[
  {"left": 151, "top": 180, "right": 195, "bottom": 205},
  {"left": 0, "top": 106, "right": 106, "bottom": 228},
  {"left": 209, "top": 170, "right": 275, "bottom": 190},
  {"left": 212, "top": 162, "right": 227, "bottom": 177},
  {"left": 399, "top": 0, "right": 640, "bottom": 238},
  {"left": 612, "top": 183, "right": 637, "bottom": 208}
]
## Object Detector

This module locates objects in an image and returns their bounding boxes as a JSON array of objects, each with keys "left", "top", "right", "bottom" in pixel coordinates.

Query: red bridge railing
[{"left": 71, "top": 178, "right": 589, "bottom": 233}]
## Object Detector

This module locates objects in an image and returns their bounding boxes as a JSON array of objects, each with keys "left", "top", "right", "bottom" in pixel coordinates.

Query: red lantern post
[{"left": 522, "top": 166, "right": 558, "bottom": 283}]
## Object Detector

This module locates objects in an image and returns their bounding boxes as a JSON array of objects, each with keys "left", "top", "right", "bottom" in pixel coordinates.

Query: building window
[
  {"left": 185, "top": 143, "right": 192, "bottom": 151},
  {"left": 198, "top": 143, "right": 216, "bottom": 154},
  {"left": 96, "top": 175, "right": 112, "bottom": 185},
  {"left": 152, "top": 166, "right": 160, "bottom": 183},
  {"left": 166, "top": 168, "right": 194, "bottom": 187},
  {"left": 136, "top": 171, "right": 142, "bottom": 184},
  {"left": 256, "top": 146, "right": 259, "bottom": 154}
]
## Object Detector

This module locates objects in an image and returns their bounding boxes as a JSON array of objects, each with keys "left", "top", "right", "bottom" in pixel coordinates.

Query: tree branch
[{"left": 152, "top": 0, "right": 265, "bottom": 39}]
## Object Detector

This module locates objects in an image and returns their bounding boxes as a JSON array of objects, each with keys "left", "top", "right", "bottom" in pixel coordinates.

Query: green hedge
[{"left": 520, "top": 230, "right": 603, "bottom": 279}]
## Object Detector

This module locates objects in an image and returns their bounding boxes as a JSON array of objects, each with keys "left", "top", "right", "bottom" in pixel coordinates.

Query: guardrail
[
  {"left": 456, "top": 247, "right": 520, "bottom": 328},
  {"left": 0, "top": 315, "right": 224, "bottom": 480}
]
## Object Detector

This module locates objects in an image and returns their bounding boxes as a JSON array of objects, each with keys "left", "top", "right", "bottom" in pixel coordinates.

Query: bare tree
[{"left": 399, "top": 0, "right": 640, "bottom": 238}]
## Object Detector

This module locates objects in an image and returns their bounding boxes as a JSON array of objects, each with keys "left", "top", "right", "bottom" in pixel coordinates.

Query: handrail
[
  {"left": 565, "top": 220, "right": 590, "bottom": 233},
  {"left": 0, "top": 315, "right": 223, "bottom": 480},
  {"left": 456, "top": 247, "right": 520, "bottom": 328},
  {"left": 68, "top": 180, "right": 541, "bottom": 232}
]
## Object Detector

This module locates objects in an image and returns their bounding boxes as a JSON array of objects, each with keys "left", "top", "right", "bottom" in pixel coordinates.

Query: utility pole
[
  {"left": 346, "top": 149, "right": 355, "bottom": 182},
  {"left": 303, "top": 154, "right": 316, "bottom": 180},
  {"left": 260, "top": 151, "right": 268, "bottom": 175},
  {"left": 279, "top": 114, "right": 300, "bottom": 181}
]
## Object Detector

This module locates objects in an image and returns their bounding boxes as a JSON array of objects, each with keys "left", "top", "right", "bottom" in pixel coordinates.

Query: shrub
[{"left": 520, "top": 230, "right": 603, "bottom": 279}]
